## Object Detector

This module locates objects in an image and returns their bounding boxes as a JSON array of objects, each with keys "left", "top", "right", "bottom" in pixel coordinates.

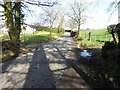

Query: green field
[
  {"left": 1, "top": 31, "right": 60, "bottom": 59},
  {"left": 80, "top": 28, "right": 112, "bottom": 41},
  {"left": 78, "top": 28, "right": 113, "bottom": 47},
  {"left": 80, "top": 28, "right": 109, "bottom": 35},
  {"left": 20, "top": 31, "right": 58, "bottom": 43},
  {"left": 0, "top": 31, "right": 59, "bottom": 43}
]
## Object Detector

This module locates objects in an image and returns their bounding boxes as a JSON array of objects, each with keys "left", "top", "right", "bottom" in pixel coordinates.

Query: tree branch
[
  {"left": 0, "top": 14, "right": 4, "bottom": 17},
  {"left": 21, "top": 3, "right": 33, "bottom": 17},
  {"left": 0, "top": 18, "right": 5, "bottom": 20},
  {"left": 25, "top": 1, "right": 58, "bottom": 7},
  {"left": 0, "top": 3, "right": 6, "bottom": 9}
]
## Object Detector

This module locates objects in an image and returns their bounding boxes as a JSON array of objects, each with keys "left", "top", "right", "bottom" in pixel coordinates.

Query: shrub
[
  {"left": 36, "top": 26, "right": 64, "bottom": 34},
  {"left": 36, "top": 26, "right": 49, "bottom": 31},
  {"left": 2, "top": 40, "right": 19, "bottom": 52},
  {"left": 102, "top": 41, "right": 116, "bottom": 58},
  {"left": 102, "top": 41, "right": 120, "bottom": 87}
]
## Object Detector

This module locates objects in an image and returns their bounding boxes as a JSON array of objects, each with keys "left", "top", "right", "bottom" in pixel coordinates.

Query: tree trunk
[
  {"left": 14, "top": 2, "right": 21, "bottom": 53},
  {"left": 58, "top": 25, "right": 60, "bottom": 34},
  {"left": 116, "top": 23, "right": 120, "bottom": 48},
  {"left": 76, "top": 24, "right": 80, "bottom": 38},
  {"left": 88, "top": 32, "right": 91, "bottom": 41},
  {"left": 111, "top": 30, "right": 117, "bottom": 44},
  {"left": 4, "top": 2, "right": 21, "bottom": 54},
  {"left": 49, "top": 23, "right": 53, "bottom": 39},
  {"left": 4, "top": 2, "right": 14, "bottom": 40},
  {"left": 118, "top": 34, "right": 120, "bottom": 48}
]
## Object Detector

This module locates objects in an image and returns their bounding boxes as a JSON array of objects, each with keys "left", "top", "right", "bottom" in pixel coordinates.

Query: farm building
[{"left": 0, "top": 24, "right": 36, "bottom": 34}]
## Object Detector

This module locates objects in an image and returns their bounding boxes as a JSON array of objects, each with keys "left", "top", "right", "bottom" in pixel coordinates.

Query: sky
[
  {"left": 0, "top": 0, "right": 119, "bottom": 29},
  {"left": 60, "top": 0, "right": 118, "bottom": 29},
  {"left": 24, "top": 0, "right": 118, "bottom": 29}
]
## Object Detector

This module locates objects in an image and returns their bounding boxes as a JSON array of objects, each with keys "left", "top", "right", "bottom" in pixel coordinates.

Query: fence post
[
  {"left": 106, "top": 35, "right": 107, "bottom": 41},
  {"left": 99, "top": 35, "right": 101, "bottom": 42},
  {"left": 95, "top": 35, "right": 96, "bottom": 41}
]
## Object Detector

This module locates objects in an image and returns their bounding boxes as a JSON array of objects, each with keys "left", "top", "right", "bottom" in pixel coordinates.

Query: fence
[
  {"left": 82, "top": 34, "right": 112, "bottom": 42},
  {"left": 91, "top": 34, "right": 112, "bottom": 42}
]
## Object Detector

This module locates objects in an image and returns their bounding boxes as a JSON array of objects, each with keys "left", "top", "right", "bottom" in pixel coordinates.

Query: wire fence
[
  {"left": 91, "top": 34, "right": 112, "bottom": 42},
  {"left": 81, "top": 34, "right": 112, "bottom": 43}
]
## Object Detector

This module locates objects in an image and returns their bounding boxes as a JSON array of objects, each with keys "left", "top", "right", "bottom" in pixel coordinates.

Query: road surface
[{"left": 1, "top": 32, "right": 90, "bottom": 89}]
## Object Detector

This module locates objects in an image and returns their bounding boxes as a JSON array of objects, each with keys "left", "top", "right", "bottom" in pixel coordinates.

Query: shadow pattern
[{"left": 23, "top": 43, "right": 56, "bottom": 88}]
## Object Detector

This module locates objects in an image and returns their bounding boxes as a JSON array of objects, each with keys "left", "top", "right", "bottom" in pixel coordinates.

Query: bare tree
[
  {"left": 107, "top": 1, "right": 120, "bottom": 47},
  {"left": 66, "top": 0, "right": 89, "bottom": 38},
  {"left": 107, "top": 1, "right": 120, "bottom": 23},
  {"left": 69, "top": 19, "right": 77, "bottom": 31},
  {"left": 0, "top": 0, "right": 59, "bottom": 54},
  {"left": 42, "top": 6, "right": 59, "bottom": 38},
  {"left": 107, "top": 24, "right": 117, "bottom": 44},
  {"left": 57, "top": 16, "right": 64, "bottom": 34}
]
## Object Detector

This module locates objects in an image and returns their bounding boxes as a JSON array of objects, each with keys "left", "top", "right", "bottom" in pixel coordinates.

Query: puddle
[{"left": 80, "top": 50, "right": 91, "bottom": 58}]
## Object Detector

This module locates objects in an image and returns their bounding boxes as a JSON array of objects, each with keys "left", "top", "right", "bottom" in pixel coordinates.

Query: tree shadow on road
[
  {"left": 74, "top": 47, "right": 111, "bottom": 88},
  {"left": 52, "top": 42, "right": 109, "bottom": 89},
  {"left": 23, "top": 43, "right": 56, "bottom": 88},
  {"left": 1, "top": 36, "right": 110, "bottom": 89},
  {"left": 51, "top": 43, "right": 91, "bottom": 88}
]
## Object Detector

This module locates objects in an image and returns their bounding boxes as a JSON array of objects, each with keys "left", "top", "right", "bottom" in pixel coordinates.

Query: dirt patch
[{"left": 2, "top": 45, "right": 35, "bottom": 63}]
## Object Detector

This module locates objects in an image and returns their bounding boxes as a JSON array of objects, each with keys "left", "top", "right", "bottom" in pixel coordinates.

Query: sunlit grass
[
  {"left": 78, "top": 39, "right": 104, "bottom": 47},
  {"left": 0, "top": 54, "right": 2, "bottom": 58},
  {"left": 0, "top": 31, "right": 59, "bottom": 43},
  {"left": 80, "top": 28, "right": 109, "bottom": 35},
  {"left": 1, "top": 31, "right": 59, "bottom": 60},
  {"left": 20, "top": 31, "right": 58, "bottom": 43},
  {"left": 0, "top": 34, "right": 4, "bottom": 37},
  {"left": 0, "top": 33, "right": 10, "bottom": 41},
  {"left": 78, "top": 28, "right": 113, "bottom": 47}
]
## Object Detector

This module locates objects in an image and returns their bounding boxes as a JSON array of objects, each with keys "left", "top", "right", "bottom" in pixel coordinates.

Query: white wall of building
[
  {"left": 22, "top": 26, "right": 36, "bottom": 34},
  {"left": 0, "top": 26, "right": 36, "bottom": 34},
  {"left": 0, "top": 27, "right": 8, "bottom": 34}
]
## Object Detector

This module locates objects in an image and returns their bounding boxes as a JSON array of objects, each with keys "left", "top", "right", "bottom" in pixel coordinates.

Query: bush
[
  {"left": 36, "top": 26, "right": 49, "bottom": 31},
  {"left": 36, "top": 26, "right": 64, "bottom": 34},
  {"left": 102, "top": 41, "right": 116, "bottom": 58},
  {"left": 2, "top": 40, "right": 19, "bottom": 60},
  {"left": 78, "top": 37, "right": 83, "bottom": 41},
  {"left": 101, "top": 41, "right": 120, "bottom": 88},
  {"left": 2, "top": 40, "right": 19, "bottom": 52}
]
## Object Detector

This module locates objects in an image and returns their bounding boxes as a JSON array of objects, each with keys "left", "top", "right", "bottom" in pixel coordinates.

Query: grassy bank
[
  {"left": 0, "top": 31, "right": 59, "bottom": 43},
  {"left": 78, "top": 28, "right": 112, "bottom": 47},
  {"left": 80, "top": 28, "right": 109, "bottom": 35},
  {"left": 20, "top": 31, "right": 59, "bottom": 43},
  {"left": 1, "top": 30, "right": 63, "bottom": 61}
]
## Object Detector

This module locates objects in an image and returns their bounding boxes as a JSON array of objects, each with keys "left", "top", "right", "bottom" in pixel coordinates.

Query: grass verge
[
  {"left": 77, "top": 28, "right": 112, "bottom": 47},
  {"left": 1, "top": 31, "right": 61, "bottom": 61}
]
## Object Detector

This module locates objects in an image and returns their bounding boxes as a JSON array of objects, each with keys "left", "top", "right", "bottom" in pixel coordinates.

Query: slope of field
[
  {"left": 80, "top": 28, "right": 109, "bottom": 35},
  {"left": 78, "top": 28, "right": 112, "bottom": 47}
]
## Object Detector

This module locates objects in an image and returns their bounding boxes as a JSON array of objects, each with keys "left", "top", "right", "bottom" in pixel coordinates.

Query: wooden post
[
  {"left": 88, "top": 32, "right": 91, "bottom": 41},
  {"left": 106, "top": 35, "right": 107, "bottom": 41},
  {"left": 100, "top": 35, "right": 101, "bottom": 42},
  {"left": 95, "top": 35, "right": 96, "bottom": 41}
]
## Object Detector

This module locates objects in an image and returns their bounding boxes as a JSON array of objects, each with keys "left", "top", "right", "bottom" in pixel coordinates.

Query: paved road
[{"left": 1, "top": 32, "right": 90, "bottom": 89}]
